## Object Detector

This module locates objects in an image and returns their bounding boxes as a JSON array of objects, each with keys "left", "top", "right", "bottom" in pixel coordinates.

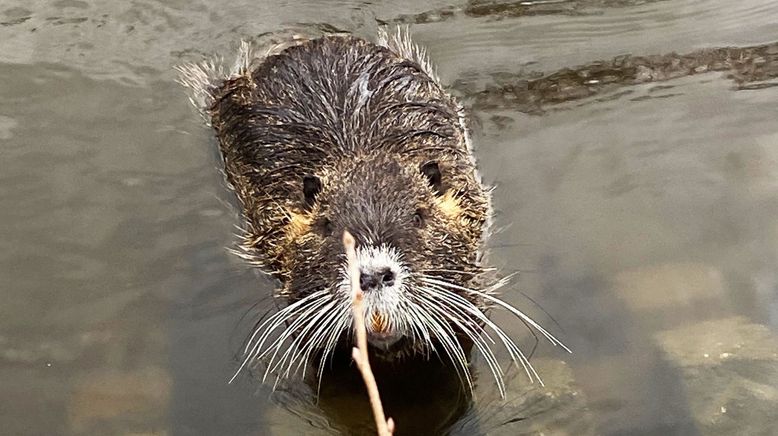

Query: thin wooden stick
[{"left": 343, "top": 231, "right": 395, "bottom": 436}]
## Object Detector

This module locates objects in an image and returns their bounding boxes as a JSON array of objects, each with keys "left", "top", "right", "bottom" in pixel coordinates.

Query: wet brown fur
[
  {"left": 182, "top": 33, "right": 493, "bottom": 364},
  {"left": 209, "top": 35, "right": 489, "bottom": 296}
]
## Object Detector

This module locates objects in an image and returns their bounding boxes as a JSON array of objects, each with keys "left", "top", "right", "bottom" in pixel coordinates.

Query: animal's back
[
  {"left": 211, "top": 35, "right": 467, "bottom": 170},
  {"left": 184, "top": 33, "right": 483, "bottom": 278}
]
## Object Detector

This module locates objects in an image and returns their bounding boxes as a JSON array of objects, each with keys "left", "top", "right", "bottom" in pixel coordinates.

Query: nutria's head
[{"left": 279, "top": 151, "right": 487, "bottom": 355}]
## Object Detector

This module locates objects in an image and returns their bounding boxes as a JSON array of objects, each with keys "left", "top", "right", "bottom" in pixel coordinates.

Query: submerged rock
[
  {"left": 67, "top": 367, "right": 171, "bottom": 435},
  {"left": 613, "top": 262, "right": 726, "bottom": 312},
  {"left": 655, "top": 317, "right": 778, "bottom": 436}
]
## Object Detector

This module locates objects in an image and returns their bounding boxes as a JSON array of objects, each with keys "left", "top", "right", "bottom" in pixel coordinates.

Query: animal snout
[{"left": 359, "top": 267, "right": 395, "bottom": 291}]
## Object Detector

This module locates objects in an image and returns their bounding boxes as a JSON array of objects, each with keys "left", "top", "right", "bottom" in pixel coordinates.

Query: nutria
[{"left": 176, "top": 27, "right": 567, "bottom": 395}]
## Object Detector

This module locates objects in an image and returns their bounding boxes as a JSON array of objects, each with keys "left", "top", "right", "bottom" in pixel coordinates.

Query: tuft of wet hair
[
  {"left": 376, "top": 26, "right": 440, "bottom": 84},
  {"left": 174, "top": 36, "right": 313, "bottom": 124},
  {"left": 175, "top": 26, "right": 444, "bottom": 125}
]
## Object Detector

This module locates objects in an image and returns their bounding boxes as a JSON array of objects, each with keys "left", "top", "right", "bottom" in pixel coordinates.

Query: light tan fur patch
[
  {"left": 436, "top": 190, "right": 463, "bottom": 219},
  {"left": 287, "top": 210, "right": 312, "bottom": 240}
]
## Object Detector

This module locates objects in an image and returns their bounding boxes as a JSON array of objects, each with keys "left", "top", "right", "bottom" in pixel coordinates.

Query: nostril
[
  {"left": 360, "top": 271, "right": 379, "bottom": 291},
  {"left": 380, "top": 269, "right": 395, "bottom": 286},
  {"left": 359, "top": 268, "right": 396, "bottom": 291}
]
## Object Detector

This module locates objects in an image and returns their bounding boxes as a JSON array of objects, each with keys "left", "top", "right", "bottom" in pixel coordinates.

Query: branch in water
[{"left": 343, "top": 230, "right": 395, "bottom": 436}]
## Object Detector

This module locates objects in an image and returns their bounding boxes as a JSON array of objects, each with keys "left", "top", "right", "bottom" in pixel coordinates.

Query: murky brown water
[{"left": 2, "top": 0, "right": 777, "bottom": 435}]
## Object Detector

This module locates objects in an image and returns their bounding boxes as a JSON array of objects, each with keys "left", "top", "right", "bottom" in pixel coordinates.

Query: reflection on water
[{"left": 1, "top": 0, "right": 777, "bottom": 435}]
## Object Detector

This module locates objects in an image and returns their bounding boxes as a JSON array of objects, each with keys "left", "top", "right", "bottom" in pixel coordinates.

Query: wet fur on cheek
[
  {"left": 435, "top": 189, "right": 463, "bottom": 220},
  {"left": 286, "top": 211, "right": 313, "bottom": 242}
]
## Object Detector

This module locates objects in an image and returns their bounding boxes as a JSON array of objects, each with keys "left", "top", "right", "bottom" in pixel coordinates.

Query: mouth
[{"left": 366, "top": 311, "right": 402, "bottom": 349}]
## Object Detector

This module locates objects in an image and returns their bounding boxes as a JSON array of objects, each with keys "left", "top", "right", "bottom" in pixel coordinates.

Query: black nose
[{"left": 359, "top": 268, "right": 395, "bottom": 291}]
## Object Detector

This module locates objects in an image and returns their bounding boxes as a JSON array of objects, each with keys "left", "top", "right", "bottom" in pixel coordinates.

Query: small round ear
[
  {"left": 303, "top": 175, "right": 322, "bottom": 209},
  {"left": 420, "top": 161, "right": 443, "bottom": 195}
]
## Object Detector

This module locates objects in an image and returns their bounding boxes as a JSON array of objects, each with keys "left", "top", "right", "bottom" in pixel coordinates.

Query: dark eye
[
  {"left": 303, "top": 175, "right": 322, "bottom": 210},
  {"left": 320, "top": 217, "right": 333, "bottom": 236},
  {"left": 413, "top": 210, "right": 425, "bottom": 228},
  {"left": 420, "top": 161, "right": 443, "bottom": 195}
]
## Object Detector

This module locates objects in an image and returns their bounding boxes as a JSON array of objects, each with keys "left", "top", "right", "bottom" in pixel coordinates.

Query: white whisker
[
  {"left": 265, "top": 300, "right": 338, "bottom": 381},
  {"left": 229, "top": 290, "right": 329, "bottom": 384},
  {"left": 252, "top": 296, "right": 331, "bottom": 364},
  {"left": 419, "top": 283, "right": 543, "bottom": 385},
  {"left": 403, "top": 300, "right": 474, "bottom": 393},
  {"left": 293, "top": 304, "right": 350, "bottom": 380},
  {"left": 414, "top": 295, "right": 507, "bottom": 396},
  {"left": 420, "top": 276, "right": 571, "bottom": 352},
  {"left": 316, "top": 309, "right": 352, "bottom": 397}
]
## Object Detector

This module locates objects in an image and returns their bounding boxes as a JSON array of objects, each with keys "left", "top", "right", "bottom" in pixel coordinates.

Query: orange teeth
[{"left": 370, "top": 311, "right": 390, "bottom": 334}]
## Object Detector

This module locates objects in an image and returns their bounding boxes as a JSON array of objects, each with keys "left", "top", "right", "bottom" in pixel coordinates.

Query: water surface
[{"left": 1, "top": 0, "right": 777, "bottom": 435}]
